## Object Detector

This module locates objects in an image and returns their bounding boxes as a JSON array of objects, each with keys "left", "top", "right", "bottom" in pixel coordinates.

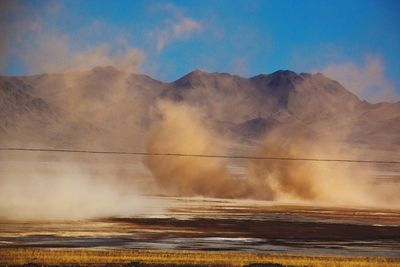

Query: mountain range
[{"left": 1, "top": 66, "right": 399, "bottom": 151}]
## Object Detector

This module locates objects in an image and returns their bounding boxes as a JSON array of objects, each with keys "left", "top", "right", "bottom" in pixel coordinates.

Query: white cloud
[
  {"left": 150, "top": 4, "right": 203, "bottom": 52},
  {"left": 319, "top": 55, "right": 399, "bottom": 102},
  {"left": 0, "top": 1, "right": 145, "bottom": 75},
  {"left": 1, "top": 1, "right": 205, "bottom": 75},
  {"left": 173, "top": 17, "right": 202, "bottom": 36}
]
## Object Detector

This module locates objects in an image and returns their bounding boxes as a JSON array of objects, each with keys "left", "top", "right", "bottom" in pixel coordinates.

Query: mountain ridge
[{"left": 0, "top": 66, "right": 399, "bottom": 150}]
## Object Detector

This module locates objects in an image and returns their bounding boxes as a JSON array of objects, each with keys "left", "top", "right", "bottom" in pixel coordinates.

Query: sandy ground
[{"left": 1, "top": 197, "right": 400, "bottom": 257}]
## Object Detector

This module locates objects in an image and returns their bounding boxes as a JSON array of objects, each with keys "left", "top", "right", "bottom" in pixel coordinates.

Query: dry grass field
[{"left": 0, "top": 248, "right": 399, "bottom": 267}]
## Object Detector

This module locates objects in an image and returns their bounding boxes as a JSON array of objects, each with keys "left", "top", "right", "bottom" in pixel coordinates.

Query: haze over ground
[
  {"left": 0, "top": 0, "right": 399, "bottom": 220},
  {"left": 1, "top": 67, "right": 400, "bottom": 219}
]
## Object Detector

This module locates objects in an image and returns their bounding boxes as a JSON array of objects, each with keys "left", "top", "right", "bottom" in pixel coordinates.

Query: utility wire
[{"left": 0, "top": 147, "right": 399, "bottom": 164}]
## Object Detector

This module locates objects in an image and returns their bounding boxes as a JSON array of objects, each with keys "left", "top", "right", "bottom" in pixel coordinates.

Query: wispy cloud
[
  {"left": 0, "top": 1, "right": 145, "bottom": 74},
  {"left": 149, "top": 3, "right": 203, "bottom": 52},
  {"left": 22, "top": 35, "right": 145, "bottom": 74},
  {"left": 319, "top": 55, "right": 399, "bottom": 102}
]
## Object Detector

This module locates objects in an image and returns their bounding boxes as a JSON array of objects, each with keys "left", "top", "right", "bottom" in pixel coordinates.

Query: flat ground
[
  {"left": 2, "top": 197, "right": 400, "bottom": 257},
  {"left": 1, "top": 197, "right": 400, "bottom": 266}
]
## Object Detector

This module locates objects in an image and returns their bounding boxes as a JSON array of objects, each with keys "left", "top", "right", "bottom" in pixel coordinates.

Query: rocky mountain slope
[
  {"left": 0, "top": 66, "right": 399, "bottom": 150},
  {"left": 0, "top": 75, "right": 104, "bottom": 148}
]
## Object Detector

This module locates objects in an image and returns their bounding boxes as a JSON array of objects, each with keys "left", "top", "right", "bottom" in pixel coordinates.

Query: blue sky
[{"left": 1, "top": 0, "right": 399, "bottom": 100}]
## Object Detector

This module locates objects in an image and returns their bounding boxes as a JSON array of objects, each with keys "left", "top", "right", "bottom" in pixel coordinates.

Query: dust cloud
[
  {"left": 0, "top": 63, "right": 161, "bottom": 221},
  {"left": 0, "top": 56, "right": 159, "bottom": 221},
  {"left": 247, "top": 127, "right": 400, "bottom": 208},
  {"left": 2, "top": 1, "right": 398, "bottom": 224},
  {"left": 0, "top": 160, "right": 158, "bottom": 220},
  {"left": 145, "top": 100, "right": 251, "bottom": 198},
  {"left": 145, "top": 101, "right": 400, "bottom": 209}
]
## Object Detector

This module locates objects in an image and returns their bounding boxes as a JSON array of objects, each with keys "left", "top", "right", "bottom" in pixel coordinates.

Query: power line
[{"left": 0, "top": 147, "right": 399, "bottom": 164}]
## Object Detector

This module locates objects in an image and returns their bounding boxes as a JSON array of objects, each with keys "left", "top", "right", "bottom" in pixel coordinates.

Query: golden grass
[{"left": 0, "top": 248, "right": 399, "bottom": 267}]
